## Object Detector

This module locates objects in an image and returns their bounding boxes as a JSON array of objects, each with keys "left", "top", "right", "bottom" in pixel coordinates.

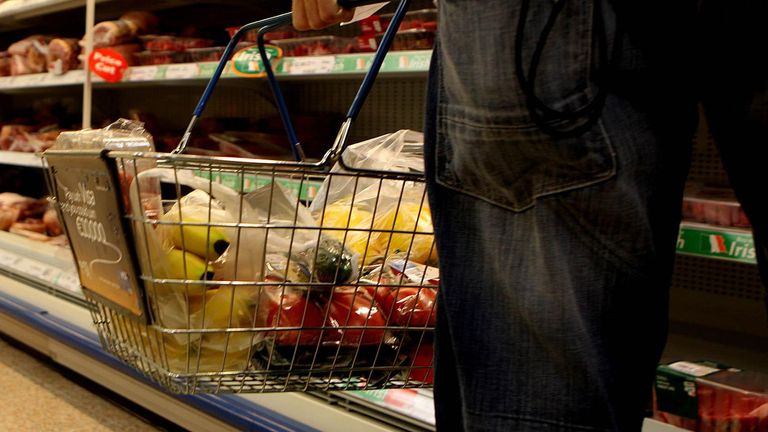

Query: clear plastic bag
[{"left": 311, "top": 130, "right": 437, "bottom": 266}]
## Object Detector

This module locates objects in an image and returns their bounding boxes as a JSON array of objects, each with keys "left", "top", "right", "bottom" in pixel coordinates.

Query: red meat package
[
  {"left": 90, "top": 11, "right": 158, "bottom": 48},
  {"left": 654, "top": 361, "right": 768, "bottom": 431},
  {"left": 8, "top": 35, "right": 52, "bottom": 75},
  {"left": 682, "top": 184, "right": 751, "bottom": 228},
  {"left": 47, "top": 38, "right": 81, "bottom": 74},
  {"left": 0, "top": 51, "right": 10, "bottom": 76}
]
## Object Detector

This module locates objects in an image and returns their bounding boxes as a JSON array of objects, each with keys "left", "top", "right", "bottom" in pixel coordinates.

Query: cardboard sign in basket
[{"left": 44, "top": 149, "right": 148, "bottom": 322}]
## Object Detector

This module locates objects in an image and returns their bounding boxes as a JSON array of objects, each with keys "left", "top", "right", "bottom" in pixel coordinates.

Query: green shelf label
[
  {"left": 231, "top": 45, "right": 282, "bottom": 78},
  {"left": 676, "top": 224, "right": 756, "bottom": 264},
  {"left": 194, "top": 171, "right": 323, "bottom": 201},
  {"left": 275, "top": 51, "right": 431, "bottom": 75}
]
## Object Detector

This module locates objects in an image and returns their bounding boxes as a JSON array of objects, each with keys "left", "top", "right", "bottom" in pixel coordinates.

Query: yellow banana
[
  {"left": 160, "top": 248, "right": 215, "bottom": 295},
  {"left": 162, "top": 214, "right": 231, "bottom": 261}
]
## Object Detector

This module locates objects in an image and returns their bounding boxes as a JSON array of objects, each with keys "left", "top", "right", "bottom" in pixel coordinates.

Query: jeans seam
[{"left": 466, "top": 409, "right": 611, "bottom": 432}]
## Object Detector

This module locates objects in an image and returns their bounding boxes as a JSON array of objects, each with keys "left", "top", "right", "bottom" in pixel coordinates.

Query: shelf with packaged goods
[
  {"left": 0, "top": 69, "right": 85, "bottom": 91},
  {"left": 0, "top": 50, "right": 431, "bottom": 92},
  {"left": 676, "top": 222, "right": 756, "bottom": 265}
]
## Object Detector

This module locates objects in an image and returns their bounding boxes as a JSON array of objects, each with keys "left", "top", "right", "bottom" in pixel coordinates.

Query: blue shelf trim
[{"left": 0, "top": 289, "right": 318, "bottom": 432}]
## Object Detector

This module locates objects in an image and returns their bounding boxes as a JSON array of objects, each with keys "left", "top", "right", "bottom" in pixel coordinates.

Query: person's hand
[{"left": 292, "top": 0, "right": 355, "bottom": 30}]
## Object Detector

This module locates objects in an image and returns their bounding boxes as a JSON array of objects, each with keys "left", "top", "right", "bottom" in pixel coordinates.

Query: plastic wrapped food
[
  {"left": 135, "top": 50, "right": 183, "bottom": 65},
  {"left": 186, "top": 47, "right": 225, "bottom": 62},
  {"left": 270, "top": 36, "right": 356, "bottom": 56},
  {"left": 655, "top": 361, "right": 768, "bottom": 432},
  {"left": 226, "top": 26, "right": 293, "bottom": 43},
  {"left": 323, "top": 287, "right": 387, "bottom": 347},
  {"left": 392, "top": 29, "right": 436, "bottom": 51},
  {"left": 141, "top": 35, "right": 213, "bottom": 52},
  {"left": 0, "top": 52, "right": 10, "bottom": 77},
  {"left": 91, "top": 11, "right": 158, "bottom": 48},
  {"left": 47, "top": 38, "right": 80, "bottom": 74},
  {"left": 682, "top": 185, "right": 750, "bottom": 228},
  {"left": 381, "top": 8, "right": 437, "bottom": 32},
  {"left": 8, "top": 35, "right": 51, "bottom": 75},
  {"left": 311, "top": 130, "right": 436, "bottom": 265}
]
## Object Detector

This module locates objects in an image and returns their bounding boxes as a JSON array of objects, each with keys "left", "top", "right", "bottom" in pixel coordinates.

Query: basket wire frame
[{"left": 85, "top": 152, "right": 437, "bottom": 394}]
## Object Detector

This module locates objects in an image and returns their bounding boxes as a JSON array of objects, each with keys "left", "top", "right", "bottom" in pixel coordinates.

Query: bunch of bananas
[{"left": 155, "top": 212, "right": 231, "bottom": 296}]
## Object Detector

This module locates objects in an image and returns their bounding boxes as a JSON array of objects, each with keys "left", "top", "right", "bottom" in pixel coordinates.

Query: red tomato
[
  {"left": 362, "top": 285, "right": 393, "bottom": 316},
  {"left": 407, "top": 342, "right": 434, "bottom": 384},
  {"left": 387, "top": 287, "right": 437, "bottom": 327},
  {"left": 325, "top": 290, "right": 386, "bottom": 346},
  {"left": 266, "top": 293, "right": 324, "bottom": 346}
]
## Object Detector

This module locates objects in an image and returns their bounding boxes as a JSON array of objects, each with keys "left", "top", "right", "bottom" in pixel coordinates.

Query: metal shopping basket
[{"left": 43, "top": 0, "right": 437, "bottom": 395}]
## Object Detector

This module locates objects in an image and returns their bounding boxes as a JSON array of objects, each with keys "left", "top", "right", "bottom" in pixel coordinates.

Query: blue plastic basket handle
[{"left": 174, "top": 0, "right": 411, "bottom": 164}]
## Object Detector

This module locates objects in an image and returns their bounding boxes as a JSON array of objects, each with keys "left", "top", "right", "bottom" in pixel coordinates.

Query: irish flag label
[{"left": 677, "top": 224, "right": 756, "bottom": 264}]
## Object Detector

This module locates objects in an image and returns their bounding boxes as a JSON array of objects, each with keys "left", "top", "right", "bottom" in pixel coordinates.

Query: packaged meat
[
  {"left": 380, "top": 8, "right": 437, "bottom": 32},
  {"left": 226, "top": 26, "right": 258, "bottom": 43},
  {"left": 270, "top": 36, "right": 356, "bottom": 57},
  {"left": 0, "top": 125, "right": 34, "bottom": 150},
  {"left": 176, "top": 37, "right": 213, "bottom": 50},
  {"left": 682, "top": 185, "right": 750, "bottom": 228},
  {"left": 0, "top": 52, "right": 10, "bottom": 77},
  {"left": 141, "top": 35, "right": 213, "bottom": 52},
  {"left": 358, "top": 15, "right": 385, "bottom": 35},
  {"left": 226, "top": 26, "right": 294, "bottom": 43},
  {"left": 91, "top": 11, "right": 158, "bottom": 48},
  {"left": 108, "top": 44, "right": 142, "bottom": 66},
  {"left": 47, "top": 38, "right": 80, "bottom": 74},
  {"left": 655, "top": 361, "right": 768, "bottom": 432},
  {"left": 43, "top": 208, "right": 63, "bottom": 236},
  {"left": 140, "top": 35, "right": 177, "bottom": 52},
  {"left": 392, "top": 29, "right": 436, "bottom": 51},
  {"left": 120, "top": 11, "right": 158, "bottom": 34},
  {"left": 186, "top": 47, "right": 225, "bottom": 62},
  {"left": 8, "top": 35, "right": 51, "bottom": 75},
  {"left": 135, "top": 50, "right": 183, "bottom": 66}
]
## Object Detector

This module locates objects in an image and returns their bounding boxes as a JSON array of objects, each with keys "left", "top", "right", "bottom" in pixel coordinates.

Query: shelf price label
[
  {"left": 165, "top": 63, "right": 199, "bottom": 79},
  {"left": 89, "top": 49, "right": 129, "bottom": 83},
  {"left": 284, "top": 56, "right": 336, "bottom": 75},
  {"left": 231, "top": 45, "right": 282, "bottom": 78},
  {"left": 127, "top": 66, "right": 159, "bottom": 81}
]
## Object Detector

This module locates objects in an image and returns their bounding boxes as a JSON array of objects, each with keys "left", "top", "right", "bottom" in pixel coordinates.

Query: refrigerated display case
[{"left": 0, "top": 1, "right": 765, "bottom": 431}]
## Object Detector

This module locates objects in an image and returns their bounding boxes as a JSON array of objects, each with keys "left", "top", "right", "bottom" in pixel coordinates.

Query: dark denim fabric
[{"left": 422, "top": 0, "right": 767, "bottom": 430}]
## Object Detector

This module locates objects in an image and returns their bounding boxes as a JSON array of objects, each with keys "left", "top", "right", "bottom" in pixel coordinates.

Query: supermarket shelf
[
  {"left": 0, "top": 51, "right": 431, "bottom": 92},
  {"left": 0, "top": 230, "right": 82, "bottom": 303},
  {"left": 0, "top": 150, "right": 44, "bottom": 168},
  {"left": 115, "top": 51, "right": 431, "bottom": 83},
  {"left": 0, "top": 70, "right": 85, "bottom": 91},
  {"left": 677, "top": 222, "right": 756, "bottom": 264}
]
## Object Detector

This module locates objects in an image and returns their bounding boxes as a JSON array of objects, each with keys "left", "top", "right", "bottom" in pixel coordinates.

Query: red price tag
[{"left": 88, "top": 48, "right": 129, "bottom": 83}]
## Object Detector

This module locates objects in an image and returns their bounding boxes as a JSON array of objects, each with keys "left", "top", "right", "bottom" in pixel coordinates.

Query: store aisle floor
[{"left": 0, "top": 335, "right": 182, "bottom": 431}]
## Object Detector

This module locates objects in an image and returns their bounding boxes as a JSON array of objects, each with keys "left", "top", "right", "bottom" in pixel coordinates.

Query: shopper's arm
[{"left": 292, "top": 0, "right": 355, "bottom": 30}]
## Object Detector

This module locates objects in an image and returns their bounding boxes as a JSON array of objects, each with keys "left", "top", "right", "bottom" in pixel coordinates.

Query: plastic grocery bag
[
  {"left": 310, "top": 129, "right": 425, "bottom": 213},
  {"left": 310, "top": 130, "right": 437, "bottom": 266}
]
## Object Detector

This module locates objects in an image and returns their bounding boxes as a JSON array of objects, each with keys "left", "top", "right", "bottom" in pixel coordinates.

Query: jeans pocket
[{"left": 435, "top": 103, "right": 616, "bottom": 212}]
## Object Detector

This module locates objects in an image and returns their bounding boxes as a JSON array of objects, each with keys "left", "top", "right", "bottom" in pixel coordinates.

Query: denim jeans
[{"left": 424, "top": 0, "right": 767, "bottom": 430}]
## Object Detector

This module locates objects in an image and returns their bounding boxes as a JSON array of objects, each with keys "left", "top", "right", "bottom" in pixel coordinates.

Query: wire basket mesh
[{"left": 83, "top": 151, "right": 436, "bottom": 394}]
